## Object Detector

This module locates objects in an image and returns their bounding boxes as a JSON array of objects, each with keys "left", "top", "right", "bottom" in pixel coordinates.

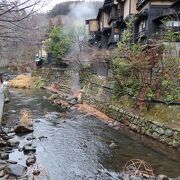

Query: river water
[{"left": 3, "top": 89, "right": 180, "bottom": 179}]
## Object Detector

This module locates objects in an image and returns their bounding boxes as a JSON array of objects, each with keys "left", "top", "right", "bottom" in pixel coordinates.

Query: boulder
[
  {"left": 23, "top": 144, "right": 36, "bottom": 154},
  {"left": 26, "top": 154, "right": 36, "bottom": 166},
  {"left": 0, "top": 140, "right": 6, "bottom": 147},
  {"left": 156, "top": 174, "right": 169, "bottom": 180},
  {"left": 0, "top": 153, "right": 9, "bottom": 160},
  {"left": 6, "top": 160, "right": 17, "bottom": 164},
  {"left": 14, "top": 125, "right": 34, "bottom": 134},
  {"left": 0, "top": 161, "right": 7, "bottom": 171},
  {"left": 155, "top": 128, "right": 164, "bottom": 135},
  {"left": 4, "top": 164, "right": 27, "bottom": 178},
  {"left": 7, "top": 138, "right": 20, "bottom": 148},
  {"left": 0, "top": 170, "right": 4, "bottom": 178}
]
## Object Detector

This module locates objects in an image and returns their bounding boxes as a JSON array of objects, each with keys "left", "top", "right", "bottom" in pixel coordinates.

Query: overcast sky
[{"left": 40, "top": 0, "right": 103, "bottom": 13}]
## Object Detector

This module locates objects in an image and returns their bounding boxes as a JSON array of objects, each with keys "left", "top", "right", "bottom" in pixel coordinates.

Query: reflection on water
[{"left": 4, "top": 89, "right": 180, "bottom": 179}]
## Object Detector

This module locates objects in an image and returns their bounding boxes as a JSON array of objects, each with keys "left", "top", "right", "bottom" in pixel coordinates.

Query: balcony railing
[{"left": 136, "top": 0, "right": 148, "bottom": 10}]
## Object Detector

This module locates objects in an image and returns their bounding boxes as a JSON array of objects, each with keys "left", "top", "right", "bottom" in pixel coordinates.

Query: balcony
[{"left": 136, "top": 0, "right": 148, "bottom": 10}]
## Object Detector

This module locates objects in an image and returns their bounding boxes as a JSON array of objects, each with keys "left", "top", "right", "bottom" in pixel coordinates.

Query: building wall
[
  {"left": 103, "top": 12, "right": 110, "bottom": 28},
  {"left": 124, "top": 0, "right": 130, "bottom": 19},
  {"left": 151, "top": 0, "right": 176, "bottom": 6},
  {"left": 131, "top": 0, "right": 138, "bottom": 14}
]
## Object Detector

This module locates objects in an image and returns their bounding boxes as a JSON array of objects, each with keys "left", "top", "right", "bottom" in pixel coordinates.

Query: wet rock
[
  {"left": 130, "top": 124, "right": 138, "bottom": 131},
  {"left": 4, "top": 98, "right": 10, "bottom": 103},
  {"left": 157, "top": 174, "right": 169, "bottom": 180},
  {"left": 8, "top": 110, "right": 16, "bottom": 114},
  {"left": 48, "top": 94, "right": 59, "bottom": 100},
  {"left": 0, "top": 140, "right": 6, "bottom": 147},
  {"left": 26, "top": 154, "right": 36, "bottom": 166},
  {"left": 14, "top": 125, "right": 34, "bottom": 134},
  {"left": 7, "top": 138, "right": 20, "bottom": 148},
  {"left": 109, "top": 141, "right": 118, "bottom": 148},
  {"left": 152, "top": 132, "right": 159, "bottom": 139},
  {"left": 165, "top": 129, "right": 173, "bottom": 137},
  {"left": 0, "top": 161, "right": 7, "bottom": 171},
  {"left": 23, "top": 144, "right": 36, "bottom": 154},
  {"left": 27, "top": 136, "right": 36, "bottom": 141},
  {"left": 155, "top": 128, "right": 164, "bottom": 135},
  {"left": 4, "top": 164, "right": 27, "bottom": 178},
  {"left": 38, "top": 136, "right": 48, "bottom": 141},
  {"left": 172, "top": 140, "right": 180, "bottom": 148},
  {"left": 6, "top": 160, "right": 17, "bottom": 164},
  {"left": 0, "top": 170, "right": 4, "bottom": 178},
  {"left": 45, "top": 112, "right": 59, "bottom": 120},
  {"left": 70, "top": 106, "right": 77, "bottom": 110},
  {"left": 33, "top": 170, "right": 40, "bottom": 176},
  {"left": 0, "top": 153, "right": 9, "bottom": 160},
  {"left": 18, "top": 147, "right": 23, "bottom": 152},
  {"left": 69, "top": 99, "right": 78, "bottom": 106},
  {"left": 35, "top": 119, "right": 41, "bottom": 123}
]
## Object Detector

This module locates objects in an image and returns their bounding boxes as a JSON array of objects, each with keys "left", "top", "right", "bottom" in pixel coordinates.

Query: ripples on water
[{"left": 4, "top": 89, "right": 180, "bottom": 179}]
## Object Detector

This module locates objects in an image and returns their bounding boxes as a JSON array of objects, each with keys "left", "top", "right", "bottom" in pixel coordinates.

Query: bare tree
[{"left": 0, "top": 0, "right": 49, "bottom": 66}]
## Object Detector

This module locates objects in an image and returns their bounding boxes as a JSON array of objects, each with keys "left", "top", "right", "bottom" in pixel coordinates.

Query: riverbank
[
  {"left": 82, "top": 94, "right": 180, "bottom": 149},
  {"left": 8, "top": 69, "right": 180, "bottom": 150}
]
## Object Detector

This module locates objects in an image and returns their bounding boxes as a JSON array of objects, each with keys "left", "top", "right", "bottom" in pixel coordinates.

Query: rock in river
[
  {"left": 0, "top": 153, "right": 9, "bottom": 160},
  {"left": 14, "top": 125, "right": 34, "bottom": 134},
  {"left": 7, "top": 138, "right": 20, "bottom": 148},
  {"left": 26, "top": 154, "right": 36, "bottom": 166},
  {"left": 23, "top": 144, "right": 36, "bottom": 154},
  {"left": 4, "top": 164, "right": 27, "bottom": 178}
]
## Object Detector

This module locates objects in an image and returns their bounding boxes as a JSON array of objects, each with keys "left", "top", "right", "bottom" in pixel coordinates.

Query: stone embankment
[{"left": 83, "top": 95, "right": 180, "bottom": 149}]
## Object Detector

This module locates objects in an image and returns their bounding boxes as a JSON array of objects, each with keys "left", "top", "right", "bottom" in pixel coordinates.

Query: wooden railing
[{"left": 136, "top": 0, "right": 147, "bottom": 9}]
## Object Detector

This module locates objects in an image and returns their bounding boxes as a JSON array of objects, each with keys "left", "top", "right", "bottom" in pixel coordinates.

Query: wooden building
[{"left": 86, "top": 0, "right": 180, "bottom": 48}]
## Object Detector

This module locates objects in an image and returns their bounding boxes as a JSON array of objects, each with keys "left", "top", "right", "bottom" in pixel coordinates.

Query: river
[{"left": 3, "top": 89, "right": 180, "bottom": 179}]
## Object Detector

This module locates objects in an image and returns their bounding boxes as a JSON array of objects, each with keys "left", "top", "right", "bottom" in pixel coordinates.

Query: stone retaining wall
[{"left": 83, "top": 95, "right": 180, "bottom": 149}]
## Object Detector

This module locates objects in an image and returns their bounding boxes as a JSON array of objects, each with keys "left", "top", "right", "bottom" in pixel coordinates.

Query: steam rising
[{"left": 68, "top": 2, "right": 99, "bottom": 21}]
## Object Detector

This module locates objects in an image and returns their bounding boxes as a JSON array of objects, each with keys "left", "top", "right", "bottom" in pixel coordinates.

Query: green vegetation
[
  {"left": 110, "top": 16, "right": 180, "bottom": 112},
  {"left": 45, "top": 27, "right": 71, "bottom": 63}
]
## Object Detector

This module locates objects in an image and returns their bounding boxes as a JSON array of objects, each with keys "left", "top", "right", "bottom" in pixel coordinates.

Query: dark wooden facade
[{"left": 86, "top": 0, "right": 180, "bottom": 48}]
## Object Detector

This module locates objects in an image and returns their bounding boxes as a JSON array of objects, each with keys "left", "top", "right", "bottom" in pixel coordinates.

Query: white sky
[{"left": 40, "top": 0, "right": 103, "bottom": 13}]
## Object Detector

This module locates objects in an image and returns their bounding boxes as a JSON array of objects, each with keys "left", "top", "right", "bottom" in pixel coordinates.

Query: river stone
[
  {"left": 0, "top": 162, "right": 7, "bottom": 171},
  {"left": 165, "top": 129, "right": 173, "bottom": 137},
  {"left": 6, "top": 160, "right": 17, "bottom": 164},
  {"left": 4, "top": 164, "right": 27, "bottom": 178},
  {"left": 152, "top": 132, "right": 159, "bottom": 139},
  {"left": 14, "top": 125, "right": 34, "bottom": 134},
  {"left": 0, "top": 170, "right": 4, "bottom": 178},
  {"left": 26, "top": 154, "right": 36, "bottom": 166},
  {"left": 0, "top": 141, "right": 6, "bottom": 147},
  {"left": 4, "top": 98, "right": 10, "bottom": 103},
  {"left": 0, "top": 153, "right": 9, "bottom": 160},
  {"left": 172, "top": 140, "right": 180, "bottom": 148},
  {"left": 130, "top": 124, "right": 138, "bottom": 131},
  {"left": 7, "top": 138, "right": 20, "bottom": 148},
  {"left": 48, "top": 94, "right": 59, "bottom": 100},
  {"left": 157, "top": 174, "right": 168, "bottom": 180},
  {"left": 155, "top": 128, "right": 164, "bottom": 135},
  {"left": 23, "top": 145, "right": 36, "bottom": 154}
]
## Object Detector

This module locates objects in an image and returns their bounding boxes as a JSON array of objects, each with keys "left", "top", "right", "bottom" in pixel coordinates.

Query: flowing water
[{"left": 3, "top": 89, "right": 180, "bottom": 179}]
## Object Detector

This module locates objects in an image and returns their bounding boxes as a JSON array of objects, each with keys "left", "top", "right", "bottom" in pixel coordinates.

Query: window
[
  {"left": 114, "top": 34, "right": 119, "bottom": 42},
  {"left": 139, "top": 20, "right": 146, "bottom": 32}
]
